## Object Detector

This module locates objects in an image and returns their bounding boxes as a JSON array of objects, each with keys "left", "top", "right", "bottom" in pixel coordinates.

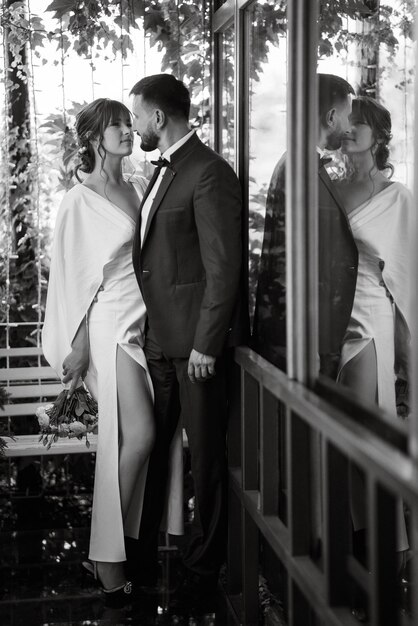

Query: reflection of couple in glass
[
  {"left": 254, "top": 73, "right": 413, "bottom": 558},
  {"left": 42, "top": 73, "right": 246, "bottom": 608}
]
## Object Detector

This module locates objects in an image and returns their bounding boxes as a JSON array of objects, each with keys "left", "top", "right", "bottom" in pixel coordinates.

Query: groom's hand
[{"left": 188, "top": 349, "right": 216, "bottom": 383}]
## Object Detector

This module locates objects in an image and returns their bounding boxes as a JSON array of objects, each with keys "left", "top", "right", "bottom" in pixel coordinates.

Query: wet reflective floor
[
  {"left": 0, "top": 523, "right": 239, "bottom": 626},
  {"left": 0, "top": 457, "right": 240, "bottom": 626}
]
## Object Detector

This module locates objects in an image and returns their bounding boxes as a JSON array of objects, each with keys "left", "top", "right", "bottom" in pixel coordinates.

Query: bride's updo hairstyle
[
  {"left": 75, "top": 98, "right": 132, "bottom": 181},
  {"left": 352, "top": 95, "right": 393, "bottom": 175}
]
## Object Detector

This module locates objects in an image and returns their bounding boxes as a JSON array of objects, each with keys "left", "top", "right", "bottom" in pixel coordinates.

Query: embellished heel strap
[{"left": 103, "top": 581, "right": 132, "bottom": 595}]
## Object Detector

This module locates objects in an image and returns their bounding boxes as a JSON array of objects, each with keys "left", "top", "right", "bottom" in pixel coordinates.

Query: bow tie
[
  {"left": 150, "top": 156, "right": 171, "bottom": 170},
  {"left": 319, "top": 156, "right": 332, "bottom": 169}
]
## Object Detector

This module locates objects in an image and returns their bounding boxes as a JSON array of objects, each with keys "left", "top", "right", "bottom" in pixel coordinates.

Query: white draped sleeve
[
  {"left": 42, "top": 185, "right": 135, "bottom": 378},
  {"left": 379, "top": 185, "right": 414, "bottom": 324},
  {"left": 378, "top": 184, "right": 415, "bottom": 379}
]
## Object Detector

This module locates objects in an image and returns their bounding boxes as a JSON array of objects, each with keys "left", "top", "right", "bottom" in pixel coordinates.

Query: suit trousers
[{"left": 134, "top": 326, "right": 229, "bottom": 580}]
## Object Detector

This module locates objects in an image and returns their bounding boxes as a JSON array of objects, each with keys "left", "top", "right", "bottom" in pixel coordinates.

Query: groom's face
[
  {"left": 132, "top": 95, "right": 160, "bottom": 152},
  {"left": 325, "top": 95, "right": 352, "bottom": 151}
]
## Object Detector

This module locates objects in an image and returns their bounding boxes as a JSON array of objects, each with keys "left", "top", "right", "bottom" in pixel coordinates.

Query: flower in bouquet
[
  {"left": 35, "top": 385, "right": 98, "bottom": 450},
  {"left": 35, "top": 406, "right": 51, "bottom": 428},
  {"left": 69, "top": 420, "right": 87, "bottom": 436}
]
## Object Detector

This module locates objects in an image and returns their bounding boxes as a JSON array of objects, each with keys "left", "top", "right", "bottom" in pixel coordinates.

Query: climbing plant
[{"left": 0, "top": 0, "right": 415, "bottom": 346}]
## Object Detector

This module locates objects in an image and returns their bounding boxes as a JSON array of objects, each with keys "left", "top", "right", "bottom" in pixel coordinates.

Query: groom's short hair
[
  {"left": 318, "top": 74, "right": 354, "bottom": 117},
  {"left": 130, "top": 74, "right": 190, "bottom": 120}
]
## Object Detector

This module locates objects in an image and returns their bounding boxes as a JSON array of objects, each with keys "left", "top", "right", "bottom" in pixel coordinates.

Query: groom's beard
[
  {"left": 140, "top": 127, "right": 159, "bottom": 152},
  {"left": 326, "top": 123, "right": 345, "bottom": 151}
]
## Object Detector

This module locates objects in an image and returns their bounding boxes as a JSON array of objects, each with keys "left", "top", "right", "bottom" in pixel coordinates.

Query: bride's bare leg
[
  {"left": 339, "top": 341, "right": 406, "bottom": 569},
  {"left": 96, "top": 346, "right": 154, "bottom": 590},
  {"left": 339, "top": 340, "right": 377, "bottom": 405},
  {"left": 96, "top": 561, "right": 126, "bottom": 589},
  {"left": 116, "top": 345, "right": 155, "bottom": 523},
  {"left": 340, "top": 341, "right": 377, "bottom": 571}
]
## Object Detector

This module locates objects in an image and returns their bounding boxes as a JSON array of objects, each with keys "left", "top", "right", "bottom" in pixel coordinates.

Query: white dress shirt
[{"left": 140, "top": 129, "right": 195, "bottom": 243}]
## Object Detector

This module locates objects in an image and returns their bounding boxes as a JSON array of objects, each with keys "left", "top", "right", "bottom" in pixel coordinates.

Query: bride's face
[
  {"left": 340, "top": 117, "right": 375, "bottom": 155},
  {"left": 99, "top": 115, "right": 134, "bottom": 156}
]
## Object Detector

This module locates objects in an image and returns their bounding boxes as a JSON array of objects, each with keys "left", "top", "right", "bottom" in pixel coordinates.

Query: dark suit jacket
[
  {"left": 317, "top": 160, "right": 358, "bottom": 377},
  {"left": 253, "top": 153, "right": 358, "bottom": 379},
  {"left": 132, "top": 133, "right": 248, "bottom": 358}
]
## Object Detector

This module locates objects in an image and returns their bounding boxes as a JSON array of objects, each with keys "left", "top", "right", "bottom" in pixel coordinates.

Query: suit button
[{"left": 98, "top": 285, "right": 104, "bottom": 291}]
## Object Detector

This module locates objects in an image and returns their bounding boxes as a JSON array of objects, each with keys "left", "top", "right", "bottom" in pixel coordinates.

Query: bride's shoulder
[
  {"left": 388, "top": 181, "right": 415, "bottom": 219},
  {"left": 390, "top": 181, "right": 413, "bottom": 202},
  {"left": 57, "top": 183, "right": 89, "bottom": 217},
  {"left": 62, "top": 182, "right": 86, "bottom": 200}
]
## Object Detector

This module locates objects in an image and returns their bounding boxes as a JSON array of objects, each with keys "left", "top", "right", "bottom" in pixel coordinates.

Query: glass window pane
[
  {"left": 250, "top": 0, "right": 287, "bottom": 372},
  {"left": 317, "top": 4, "right": 415, "bottom": 427},
  {"left": 220, "top": 25, "right": 235, "bottom": 167}
]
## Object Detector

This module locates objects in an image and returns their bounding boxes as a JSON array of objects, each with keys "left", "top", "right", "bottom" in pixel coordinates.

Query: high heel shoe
[{"left": 81, "top": 559, "right": 133, "bottom": 608}]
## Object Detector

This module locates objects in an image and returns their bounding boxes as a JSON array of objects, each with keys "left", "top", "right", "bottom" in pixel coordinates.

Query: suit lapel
[
  {"left": 319, "top": 166, "right": 352, "bottom": 230},
  {"left": 139, "top": 133, "right": 200, "bottom": 251},
  {"left": 139, "top": 166, "right": 160, "bottom": 213},
  {"left": 141, "top": 167, "right": 177, "bottom": 247},
  {"left": 133, "top": 167, "right": 161, "bottom": 265}
]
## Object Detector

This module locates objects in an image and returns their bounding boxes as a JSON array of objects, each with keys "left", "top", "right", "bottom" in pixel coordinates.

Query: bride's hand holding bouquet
[
  {"left": 62, "top": 326, "right": 90, "bottom": 398},
  {"left": 36, "top": 319, "right": 97, "bottom": 450}
]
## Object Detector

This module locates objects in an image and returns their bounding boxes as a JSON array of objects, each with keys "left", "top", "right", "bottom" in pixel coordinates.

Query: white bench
[
  {"left": 3, "top": 433, "right": 97, "bottom": 457},
  {"left": 0, "top": 346, "right": 97, "bottom": 457}
]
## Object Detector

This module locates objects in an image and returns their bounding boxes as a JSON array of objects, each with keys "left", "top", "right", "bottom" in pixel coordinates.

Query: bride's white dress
[
  {"left": 43, "top": 175, "right": 183, "bottom": 562},
  {"left": 338, "top": 181, "right": 414, "bottom": 550}
]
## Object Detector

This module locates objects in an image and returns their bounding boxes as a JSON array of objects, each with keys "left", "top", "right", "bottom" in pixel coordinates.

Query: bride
[
  {"left": 335, "top": 95, "right": 413, "bottom": 564},
  {"left": 42, "top": 98, "right": 182, "bottom": 606}
]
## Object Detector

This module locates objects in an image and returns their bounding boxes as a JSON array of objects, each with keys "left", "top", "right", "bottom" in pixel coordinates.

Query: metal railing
[{"left": 227, "top": 347, "right": 418, "bottom": 626}]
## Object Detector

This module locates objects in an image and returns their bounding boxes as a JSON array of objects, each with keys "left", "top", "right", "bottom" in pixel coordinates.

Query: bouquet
[{"left": 36, "top": 385, "right": 98, "bottom": 450}]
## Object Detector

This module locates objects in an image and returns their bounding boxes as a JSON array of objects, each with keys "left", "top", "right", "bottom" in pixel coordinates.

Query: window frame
[
  {"left": 214, "top": 1, "right": 418, "bottom": 621},
  {"left": 213, "top": 0, "right": 418, "bottom": 459}
]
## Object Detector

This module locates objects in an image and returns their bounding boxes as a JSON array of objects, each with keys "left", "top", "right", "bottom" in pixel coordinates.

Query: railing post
[
  {"left": 323, "top": 441, "right": 351, "bottom": 606},
  {"left": 260, "top": 389, "right": 279, "bottom": 515},
  {"left": 241, "top": 370, "right": 259, "bottom": 492},
  {"left": 227, "top": 485, "right": 242, "bottom": 595},
  {"left": 242, "top": 507, "right": 259, "bottom": 626},
  {"left": 227, "top": 357, "right": 242, "bottom": 595},
  {"left": 287, "top": 409, "right": 311, "bottom": 556},
  {"left": 368, "top": 480, "right": 398, "bottom": 626},
  {"left": 289, "top": 579, "right": 312, "bottom": 626},
  {"left": 228, "top": 358, "right": 242, "bottom": 470}
]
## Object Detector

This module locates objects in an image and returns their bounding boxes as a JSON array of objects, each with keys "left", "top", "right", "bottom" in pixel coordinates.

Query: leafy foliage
[
  {"left": 39, "top": 102, "right": 86, "bottom": 191},
  {"left": 318, "top": 0, "right": 415, "bottom": 59},
  {"left": 0, "top": 0, "right": 415, "bottom": 347}
]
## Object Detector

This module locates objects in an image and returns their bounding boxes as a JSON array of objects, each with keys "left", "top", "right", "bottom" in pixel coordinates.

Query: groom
[{"left": 130, "top": 74, "right": 247, "bottom": 604}]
